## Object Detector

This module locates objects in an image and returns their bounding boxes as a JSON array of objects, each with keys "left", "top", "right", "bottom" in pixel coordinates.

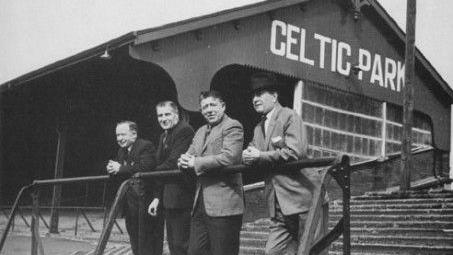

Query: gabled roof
[{"left": 2, "top": 0, "right": 452, "bottom": 100}]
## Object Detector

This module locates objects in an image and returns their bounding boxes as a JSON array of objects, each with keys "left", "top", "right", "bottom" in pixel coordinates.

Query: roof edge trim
[
  {"left": 0, "top": 32, "right": 136, "bottom": 92},
  {"left": 134, "top": 0, "right": 309, "bottom": 45}
]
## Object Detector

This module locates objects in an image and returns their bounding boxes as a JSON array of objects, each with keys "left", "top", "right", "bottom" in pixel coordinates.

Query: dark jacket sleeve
[
  {"left": 118, "top": 141, "right": 157, "bottom": 176},
  {"left": 155, "top": 126, "right": 195, "bottom": 171}
]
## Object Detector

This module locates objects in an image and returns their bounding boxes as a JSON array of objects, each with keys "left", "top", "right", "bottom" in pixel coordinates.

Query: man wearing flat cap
[{"left": 242, "top": 72, "right": 328, "bottom": 255}]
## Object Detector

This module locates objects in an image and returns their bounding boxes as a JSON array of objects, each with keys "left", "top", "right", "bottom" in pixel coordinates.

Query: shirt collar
[{"left": 265, "top": 107, "right": 275, "bottom": 121}]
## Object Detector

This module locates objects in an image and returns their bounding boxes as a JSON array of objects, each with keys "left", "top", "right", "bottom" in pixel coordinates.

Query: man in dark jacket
[
  {"left": 148, "top": 101, "right": 195, "bottom": 255},
  {"left": 107, "top": 121, "right": 164, "bottom": 255}
]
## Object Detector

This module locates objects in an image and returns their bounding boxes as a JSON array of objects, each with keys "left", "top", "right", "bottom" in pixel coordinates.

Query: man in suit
[
  {"left": 106, "top": 121, "right": 164, "bottom": 255},
  {"left": 178, "top": 91, "right": 244, "bottom": 255},
  {"left": 147, "top": 101, "right": 195, "bottom": 255},
  {"left": 242, "top": 73, "right": 328, "bottom": 255}
]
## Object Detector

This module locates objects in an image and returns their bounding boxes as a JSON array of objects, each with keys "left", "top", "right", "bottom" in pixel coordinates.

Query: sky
[{"left": 0, "top": 0, "right": 452, "bottom": 87}]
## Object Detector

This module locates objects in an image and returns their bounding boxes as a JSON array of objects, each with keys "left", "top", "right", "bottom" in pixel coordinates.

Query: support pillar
[
  {"left": 0, "top": 93, "right": 3, "bottom": 205},
  {"left": 401, "top": 0, "right": 416, "bottom": 192},
  {"left": 49, "top": 122, "right": 68, "bottom": 233}
]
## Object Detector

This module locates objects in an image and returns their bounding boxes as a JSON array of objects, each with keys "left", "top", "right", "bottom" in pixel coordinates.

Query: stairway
[{"left": 239, "top": 189, "right": 453, "bottom": 255}]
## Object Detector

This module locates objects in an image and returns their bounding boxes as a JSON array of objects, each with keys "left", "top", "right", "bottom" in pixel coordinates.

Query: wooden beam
[
  {"left": 401, "top": 0, "right": 417, "bottom": 192},
  {"left": 49, "top": 123, "right": 68, "bottom": 233}
]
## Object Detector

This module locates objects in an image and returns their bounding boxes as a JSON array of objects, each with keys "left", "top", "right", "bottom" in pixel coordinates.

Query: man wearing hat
[{"left": 242, "top": 72, "right": 327, "bottom": 255}]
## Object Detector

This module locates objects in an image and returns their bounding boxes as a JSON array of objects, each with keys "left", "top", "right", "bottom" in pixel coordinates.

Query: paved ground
[
  {"left": 0, "top": 209, "right": 140, "bottom": 255},
  {"left": 1, "top": 235, "right": 96, "bottom": 255}
]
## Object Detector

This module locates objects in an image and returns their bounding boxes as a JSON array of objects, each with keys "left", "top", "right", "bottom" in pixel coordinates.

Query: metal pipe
[
  {"left": 94, "top": 179, "right": 130, "bottom": 255},
  {"left": 32, "top": 175, "right": 110, "bottom": 186},
  {"left": 134, "top": 157, "right": 338, "bottom": 179},
  {"left": 0, "top": 185, "right": 32, "bottom": 253}
]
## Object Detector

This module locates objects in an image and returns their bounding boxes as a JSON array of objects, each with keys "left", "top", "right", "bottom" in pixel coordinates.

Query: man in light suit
[
  {"left": 178, "top": 90, "right": 244, "bottom": 255},
  {"left": 242, "top": 73, "right": 328, "bottom": 255},
  {"left": 106, "top": 121, "right": 164, "bottom": 255},
  {"left": 148, "top": 101, "right": 195, "bottom": 255}
]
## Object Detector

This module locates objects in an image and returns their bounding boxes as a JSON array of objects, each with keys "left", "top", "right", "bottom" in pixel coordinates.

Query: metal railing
[
  {"left": 93, "top": 157, "right": 347, "bottom": 255},
  {"left": 1, "top": 147, "right": 447, "bottom": 255}
]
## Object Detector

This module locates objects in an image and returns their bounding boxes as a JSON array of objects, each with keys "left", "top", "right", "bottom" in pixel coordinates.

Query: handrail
[
  {"left": 32, "top": 175, "right": 110, "bottom": 186},
  {"left": 0, "top": 184, "right": 33, "bottom": 251},
  {"left": 0, "top": 146, "right": 442, "bottom": 254},
  {"left": 350, "top": 146, "right": 434, "bottom": 173},
  {"left": 96, "top": 157, "right": 341, "bottom": 255}
]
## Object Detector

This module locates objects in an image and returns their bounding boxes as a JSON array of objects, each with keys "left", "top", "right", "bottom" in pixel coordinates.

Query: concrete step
[
  {"left": 359, "top": 191, "right": 453, "bottom": 200},
  {"left": 240, "top": 227, "right": 453, "bottom": 240},
  {"left": 328, "top": 220, "right": 453, "bottom": 229},
  {"left": 343, "top": 235, "right": 453, "bottom": 246},
  {"left": 239, "top": 246, "right": 264, "bottom": 255},
  {"left": 330, "top": 242, "right": 453, "bottom": 254},
  {"left": 240, "top": 237, "right": 266, "bottom": 247},
  {"left": 243, "top": 219, "right": 453, "bottom": 232},
  {"left": 330, "top": 214, "right": 453, "bottom": 222},
  {"left": 348, "top": 227, "right": 453, "bottom": 237},
  {"left": 241, "top": 231, "right": 268, "bottom": 239},
  {"left": 334, "top": 197, "right": 453, "bottom": 205},
  {"left": 331, "top": 202, "right": 453, "bottom": 210},
  {"left": 330, "top": 208, "right": 453, "bottom": 215}
]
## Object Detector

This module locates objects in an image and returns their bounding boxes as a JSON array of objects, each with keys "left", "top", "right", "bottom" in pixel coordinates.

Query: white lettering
[
  {"left": 270, "top": 20, "right": 286, "bottom": 56},
  {"left": 370, "top": 54, "right": 384, "bottom": 87},
  {"left": 331, "top": 39, "right": 337, "bottom": 72},
  {"left": 314, "top": 33, "right": 331, "bottom": 69},
  {"left": 299, "top": 28, "right": 315, "bottom": 66},
  {"left": 397, "top": 61, "right": 405, "bottom": 92},
  {"left": 337, "top": 41, "right": 351, "bottom": 76},
  {"left": 286, "top": 24, "right": 299, "bottom": 61},
  {"left": 357, "top": 49, "right": 371, "bottom": 80},
  {"left": 384, "top": 58, "right": 397, "bottom": 90}
]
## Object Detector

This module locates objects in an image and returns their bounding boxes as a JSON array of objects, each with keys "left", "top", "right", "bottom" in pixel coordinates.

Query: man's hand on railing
[
  {"left": 242, "top": 146, "right": 260, "bottom": 165},
  {"left": 147, "top": 198, "right": 160, "bottom": 216},
  {"left": 178, "top": 153, "right": 195, "bottom": 169},
  {"left": 106, "top": 160, "right": 121, "bottom": 175}
]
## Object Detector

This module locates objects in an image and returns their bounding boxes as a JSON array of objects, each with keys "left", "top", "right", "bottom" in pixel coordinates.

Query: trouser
[
  {"left": 124, "top": 197, "right": 164, "bottom": 255},
  {"left": 166, "top": 208, "right": 192, "bottom": 255},
  {"left": 188, "top": 196, "right": 243, "bottom": 255},
  {"left": 265, "top": 202, "right": 329, "bottom": 255}
]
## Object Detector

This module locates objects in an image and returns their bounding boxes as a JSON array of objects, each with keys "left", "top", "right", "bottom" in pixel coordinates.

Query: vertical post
[
  {"left": 342, "top": 161, "right": 351, "bottom": 255},
  {"left": 293, "top": 80, "right": 304, "bottom": 116},
  {"left": 381, "top": 102, "right": 387, "bottom": 157},
  {"left": 401, "top": 0, "right": 416, "bottom": 192},
  {"left": 31, "top": 190, "right": 44, "bottom": 255},
  {"left": 49, "top": 123, "right": 68, "bottom": 233},
  {"left": 450, "top": 105, "right": 453, "bottom": 190},
  {"left": 0, "top": 92, "right": 3, "bottom": 205}
]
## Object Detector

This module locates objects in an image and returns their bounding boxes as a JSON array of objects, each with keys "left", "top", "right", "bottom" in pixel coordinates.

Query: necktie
[
  {"left": 163, "top": 130, "right": 168, "bottom": 150},
  {"left": 261, "top": 115, "right": 267, "bottom": 137}
]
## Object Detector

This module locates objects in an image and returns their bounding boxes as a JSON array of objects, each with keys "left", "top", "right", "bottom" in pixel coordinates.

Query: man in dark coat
[
  {"left": 148, "top": 101, "right": 195, "bottom": 255},
  {"left": 107, "top": 121, "right": 164, "bottom": 255}
]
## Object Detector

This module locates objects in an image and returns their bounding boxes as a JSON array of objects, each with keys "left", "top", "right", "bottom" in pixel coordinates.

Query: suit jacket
[
  {"left": 186, "top": 114, "right": 245, "bottom": 217},
  {"left": 116, "top": 138, "right": 159, "bottom": 208},
  {"left": 155, "top": 121, "right": 195, "bottom": 209},
  {"left": 250, "top": 103, "right": 323, "bottom": 217}
]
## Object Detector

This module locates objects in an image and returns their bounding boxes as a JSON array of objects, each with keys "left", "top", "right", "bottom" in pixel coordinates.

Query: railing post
[
  {"left": 94, "top": 179, "right": 130, "bottom": 255},
  {"left": 31, "top": 189, "right": 44, "bottom": 255},
  {"left": 342, "top": 160, "right": 351, "bottom": 255},
  {"left": 49, "top": 123, "right": 68, "bottom": 234},
  {"left": 0, "top": 185, "right": 32, "bottom": 254}
]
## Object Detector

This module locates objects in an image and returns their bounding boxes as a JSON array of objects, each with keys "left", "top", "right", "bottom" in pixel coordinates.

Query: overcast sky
[{"left": 1, "top": 0, "right": 452, "bottom": 87}]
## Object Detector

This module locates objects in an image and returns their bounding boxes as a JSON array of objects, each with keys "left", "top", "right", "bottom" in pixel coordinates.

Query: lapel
[
  {"left": 156, "top": 133, "right": 165, "bottom": 161},
  {"left": 264, "top": 104, "right": 282, "bottom": 150},
  {"left": 127, "top": 139, "right": 139, "bottom": 165},
  {"left": 201, "top": 115, "right": 227, "bottom": 153}
]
